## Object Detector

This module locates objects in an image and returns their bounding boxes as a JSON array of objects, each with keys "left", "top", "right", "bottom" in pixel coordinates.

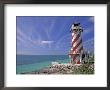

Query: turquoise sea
[{"left": 16, "top": 55, "right": 69, "bottom": 74}]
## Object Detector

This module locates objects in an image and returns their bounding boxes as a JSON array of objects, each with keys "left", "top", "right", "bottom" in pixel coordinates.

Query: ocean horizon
[{"left": 16, "top": 55, "right": 70, "bottom": 74}]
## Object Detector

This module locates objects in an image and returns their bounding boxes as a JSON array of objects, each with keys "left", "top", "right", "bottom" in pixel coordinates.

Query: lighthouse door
[{"left": 75, "top": 55, "right": 80, "bottom": 64}]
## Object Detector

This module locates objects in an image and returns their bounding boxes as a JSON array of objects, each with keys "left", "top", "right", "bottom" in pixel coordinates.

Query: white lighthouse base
[{"left": 69, "top": 54, "right": 82, "bottom": 64}]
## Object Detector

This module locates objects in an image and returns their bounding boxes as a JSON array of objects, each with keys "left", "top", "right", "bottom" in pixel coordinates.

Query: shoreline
[{"left": 19, "top": 62, "right": 94, "bottom": 74}]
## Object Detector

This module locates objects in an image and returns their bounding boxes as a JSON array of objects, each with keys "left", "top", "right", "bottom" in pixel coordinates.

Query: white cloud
[
  {"left": 33, "top": 40, "right": 54, "bottom": 48},
  {"left": 41, "top": 41, "right": 54, "bottom": 44},
  {"left": 89, "top": 16, "right": 94, "bottom": 22},
  {"left": 17, "top": 27, "right": 33, "bottom": 43},
  {"left": 83, "top": 28, "right": 93, "bottom": 35},
  {"left": 83, "top": 38, "right": 94, "bottom": 46}
]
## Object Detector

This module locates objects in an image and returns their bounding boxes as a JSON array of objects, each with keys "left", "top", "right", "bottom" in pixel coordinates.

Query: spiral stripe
[{"left": 69, "top": 24, "right": 83, "bottom": 64}]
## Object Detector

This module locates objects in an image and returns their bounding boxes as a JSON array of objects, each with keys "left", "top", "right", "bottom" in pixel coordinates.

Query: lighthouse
[{"left": 69, "top": 23, "right": 83, "bottom": 64}]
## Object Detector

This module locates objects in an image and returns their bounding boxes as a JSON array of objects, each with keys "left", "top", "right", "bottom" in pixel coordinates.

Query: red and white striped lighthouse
[{"left": 69, "top": 23, "right": 83, "bottom": 64}]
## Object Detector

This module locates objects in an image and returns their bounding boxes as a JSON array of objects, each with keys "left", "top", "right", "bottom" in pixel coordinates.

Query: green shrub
[{"left": 72, "top": 64, "right": 94, "bottom": 74}]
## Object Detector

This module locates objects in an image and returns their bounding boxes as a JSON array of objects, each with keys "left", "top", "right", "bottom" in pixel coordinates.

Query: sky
[{"left": 16, "top": 16, "right": 94, "bottom": 55}]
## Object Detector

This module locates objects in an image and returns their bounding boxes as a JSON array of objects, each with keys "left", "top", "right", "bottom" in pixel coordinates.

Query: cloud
[
  {"left": 17, "top": 27, "right": 42, "bottom": 50},
  {"left": 83, "top": 28, "right": 93, "bottom": 35},
  {"left": 44, "top": 19, "right": 56, "bottom": 40},
  {"left": 17, "top": 27, "right": 33, "bottom": 43},
  {"left": 89, "top": 17, "right": 94, "bottom": 22},
  {"left": 32, "top": 40, "right": 51, "bottom": 47},
  {"left": 41, "top": 40, "right": 54, "bottom": 48},
  {"left": 55, "top": 34, "right": 71, "bottom": 49},
  {"left": 83, "top": 38, "right": 94, "bottom": 47},
  {"left": 41, "top": 41, "right": 54, "bottom": 44},
  {"left": 17, "top": 27, "right": 55, "bottom": 50},
  {"left": 82, "top": 38, "right": 94, "bottom": 52}
]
